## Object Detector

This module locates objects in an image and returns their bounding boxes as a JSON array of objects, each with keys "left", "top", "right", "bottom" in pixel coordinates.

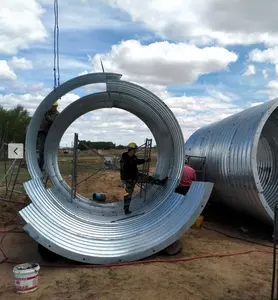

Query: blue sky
[{"left": 1, "top": 0, "right": 278, "bottom": 146}]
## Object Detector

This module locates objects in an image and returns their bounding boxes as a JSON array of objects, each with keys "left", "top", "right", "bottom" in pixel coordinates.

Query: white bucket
[{"left": 13, "top": 263, "right": 40, "bottom": 293}]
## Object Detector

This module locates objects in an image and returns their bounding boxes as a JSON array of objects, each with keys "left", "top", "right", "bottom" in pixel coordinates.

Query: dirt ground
[
  {"left": 63, "top": 167, "right": 156, "bottom": 201},
  {"left": 0, "top": 169, "right": 275, "bottom": 300}
]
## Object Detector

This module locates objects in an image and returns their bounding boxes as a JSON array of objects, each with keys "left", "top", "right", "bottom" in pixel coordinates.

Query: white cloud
[
  {"left": 0, "top": 60, "right": 17, "bottom": 81},
  {"left": 243, "top": 64, "right": 256, "bottom": 76},
  {"left": 34, "top": 55, "right": 90, "bottom": 71},
  {"left": 249, "top": 46, "right": 278, "bottom": 64},
  {"left": 5, "top": 81, "right": 49, "bottom": 95},
  {"left": 78, "top": 70, "right": 89, "bottom": 76},
  {"left": 207, "top": 89, "right": 239, "bottom": 102},
  {"left": 257, "top": 79, "right": 278, "bottom": 99},
  {"left": 66, "top": 89, "right": 244, "bottom": 146},
  {"left": 0, "top": 0, "right": 47, "bottom": 55},
  {"left": 4, "top": 0, "right": 274, "bottom": 148},
  {"left": 61, "top": 109, "right": 153, "bottom": 147},
  {"left": 262, "top": 69, "right": 268, "bottom": 79},
  {"left": 9, "top": 57, "right": 33, "bottom": 70},
  {"left": 104, "top": 0, "right": 278, "bottom": 46},
  {"left": 268, "top": 80, "right": 278, "bottom": 90},
  {"left": 0, "top": 91, "right": 79, "bottom": 115},
  {"left": 1, "top": 86, "right": 245, "bottom": 147},
  {"left": 0, "top": 93, "right": 44, "bottom": 113},
  {"left": 37, "top": 0, "right": 133, "bottom": 31},
  {"left": 89, "top": 40, "right": 238, "bottom": 86},
  {"left": 250, "top": 102, "right": 264, "bottom": 107},
  {"left": 164, "top": 95, "right": 241, "bottom": 114}
]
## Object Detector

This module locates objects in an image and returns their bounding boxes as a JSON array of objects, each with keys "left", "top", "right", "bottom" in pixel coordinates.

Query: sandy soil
[
  {"left": 0, "top": 170, "right": 275, "bottom": 300},
  {"left": 63, "top": 167, "right": 155, "bottom": 201}
]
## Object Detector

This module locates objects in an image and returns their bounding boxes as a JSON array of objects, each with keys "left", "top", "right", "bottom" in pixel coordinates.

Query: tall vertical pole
[{"left": 71, "top": 133, "right": 78, "bottom": 201}]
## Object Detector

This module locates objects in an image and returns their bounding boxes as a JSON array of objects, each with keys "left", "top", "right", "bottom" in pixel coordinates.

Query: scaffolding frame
[
  {"left": 0, "top": 142, "right": 26, "bottom": 204},
  {"left": 69, "top": 133, "right": 152, "bottom": 201},
  {"left": 71, "top": 133, "right": 78, "bottom": 201},
  {"left": 138, "top": 138, "right": 152, "bottom": 200}
]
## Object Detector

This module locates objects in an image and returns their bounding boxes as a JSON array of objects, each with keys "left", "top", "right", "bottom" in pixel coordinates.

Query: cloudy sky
[{"left": 1, "top": 0, "right": 278, "bottom": 147}]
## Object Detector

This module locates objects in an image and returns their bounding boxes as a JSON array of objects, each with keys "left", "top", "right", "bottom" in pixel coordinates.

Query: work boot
[
  {"left": 124, "top": 206, "right": 132, "bottom": 215},
  {"left": 160, "top": 176, "right": 168, "bottom": 185}
]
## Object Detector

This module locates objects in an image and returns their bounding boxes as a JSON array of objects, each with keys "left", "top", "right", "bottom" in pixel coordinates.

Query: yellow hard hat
[
  {"left": 53, "top": 101, "right": 58, "bottom": 106},
  {"left": 128, "top": 142, "right": 138, "bottom": 149}
]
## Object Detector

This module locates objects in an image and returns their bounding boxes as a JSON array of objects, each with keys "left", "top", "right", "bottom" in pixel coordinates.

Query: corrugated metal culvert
[
  {"left": 185, "top": 98, "right": 278, "bottom": 224},
  {"left": 20, "top": 72, "right": 213, "bottom": 264}
]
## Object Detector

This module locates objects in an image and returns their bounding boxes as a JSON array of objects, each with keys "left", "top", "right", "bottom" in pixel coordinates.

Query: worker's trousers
[
  {"left": 175, "top": 186, "right": 190, "bottom": 196},
  {"left": 38, "top": 132, "right": 47, "bottom": 171},
  {"left": 122, "top": 173, "right": 167, "bottom": 210},
  {"left": 122, "top": 180, "right": 136, "bottom": 210}
]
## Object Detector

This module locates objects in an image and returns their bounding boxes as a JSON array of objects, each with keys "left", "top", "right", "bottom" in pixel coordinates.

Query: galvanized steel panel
[
  {"left": 21, "top": 72, "right": 214, "bottom": 263},
  {"left": 185, "top": 98, "right": 278, "bottom": 224}
]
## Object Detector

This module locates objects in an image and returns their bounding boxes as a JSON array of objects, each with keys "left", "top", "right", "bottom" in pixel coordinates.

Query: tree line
[
  {"left": 0, "top": 106, "right": 156, "bottom": 153},
  {"left": 78, "top": 140, "right": 118, "bottom": 150},
  {"left": 77, "top": 141, "right": 157, "bottom": 150},
  {"left": 77, "top": 140, "right": 133, "bottom": 150},
  {"left": 0, "top": 105, "right": 31, "bottom": 156}
]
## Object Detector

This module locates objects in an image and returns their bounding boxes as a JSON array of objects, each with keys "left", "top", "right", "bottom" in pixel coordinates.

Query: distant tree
[
  {"left": 78, "top": 140, "right": 116, "bottom": 151},
  {"left": 115, "top": 144, "right": 126, "bottom": 149},
  {"left": 0, "top": 105, "right": 31, "bottom": 156}
]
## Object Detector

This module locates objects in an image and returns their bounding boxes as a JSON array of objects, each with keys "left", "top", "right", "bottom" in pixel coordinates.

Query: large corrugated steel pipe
[
  {"left": 185, "top": 98, "right": 278, "bottom": 224},
  {"left": 20, "top": 72, "right": 214, "bottom": 264}
]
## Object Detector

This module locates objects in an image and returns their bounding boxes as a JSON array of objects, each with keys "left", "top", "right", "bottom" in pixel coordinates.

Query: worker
[
  {"left": 37, "top": 101, "right": 60, "bottom": 171},
  {"left": 120, "top": 142, "right": 168, "bottom": 215},
  {"left": 175, "top": 157, "right": 197, "bottom": 196}
]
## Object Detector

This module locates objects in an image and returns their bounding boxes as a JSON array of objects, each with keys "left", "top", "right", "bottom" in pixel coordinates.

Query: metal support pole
[
  {"left": 139, "top": 138, "right": 152, "bottom": 200},
  {"left": 8, "top": 159, "right": 22, "bottom": 199},
  {"left": 0, "top": 130, "right": 26, "bottom": 202},
  {"left": 0, "top": 159, "right": 17, "bottom": 187},
  {"left": 71, "top": 133, "right": 78, "bottom": 201},
  {"left": 144, "top": 139, "right": 152, "bottom": 201},
  {"left": 0, "top": 158, "right": 23, "bottom": 201}
]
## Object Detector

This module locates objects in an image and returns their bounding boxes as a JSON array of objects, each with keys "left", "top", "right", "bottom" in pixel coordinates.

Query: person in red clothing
[{"left": 175, "top": 158, "right": 197, "bottom": 196}]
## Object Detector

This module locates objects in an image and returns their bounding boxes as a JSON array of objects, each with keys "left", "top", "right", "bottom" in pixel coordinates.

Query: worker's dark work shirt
[
  {"left": 120, "top": 152, "right": 145, "bottom": 180},
  {"left": 39, "top": 110, "right": 59, "bottom": 134}
]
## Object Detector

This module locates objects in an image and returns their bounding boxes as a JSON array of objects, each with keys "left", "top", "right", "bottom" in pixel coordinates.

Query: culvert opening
[
  {"left": 37, "top": 82, "right": 184, "bottom": 219},
  {"left": 257, "top": 107, "right": 278, "bottom": 211},
  {"left": 58, "top": 108, "right": 157, "bottom": 204}
]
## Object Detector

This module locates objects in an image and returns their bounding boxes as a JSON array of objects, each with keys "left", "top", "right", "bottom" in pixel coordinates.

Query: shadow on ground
[{"left": 202, "top": 200, "right": 273, "bottom": 243}]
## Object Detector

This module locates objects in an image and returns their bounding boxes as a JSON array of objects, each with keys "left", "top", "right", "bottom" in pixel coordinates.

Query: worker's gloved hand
[{"left": 145, "top": 158, "right": 151, "bottom": 163}]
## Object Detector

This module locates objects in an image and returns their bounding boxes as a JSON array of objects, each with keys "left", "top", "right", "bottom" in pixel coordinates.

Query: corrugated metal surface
[
  {"left": 21, "top": 72, "right": 214, "bottom": 263},
  {"left": 20, "top": 180, "right": 213, "bottom": 264},
  {"left": 185, "top": 98, "right": 278, "bottom": 224}
]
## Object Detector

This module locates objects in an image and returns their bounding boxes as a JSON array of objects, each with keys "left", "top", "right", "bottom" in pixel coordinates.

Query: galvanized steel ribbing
[
  {"left": 185, "top": 98, "right": 278, "bottom": 224},
  {"left": 20, "top": 72, "right": 214, "bottom": 264}
]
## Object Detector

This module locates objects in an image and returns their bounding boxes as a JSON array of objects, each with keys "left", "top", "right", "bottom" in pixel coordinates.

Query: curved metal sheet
[
  {"left": 21, "top": 72, "right": 214, "bottom": 263},
  {"left": 20, "top": 181, "right": 213, "bottom": 264},
  {"left": 185, "top": 98, "right": 278, "bottom": 224}
]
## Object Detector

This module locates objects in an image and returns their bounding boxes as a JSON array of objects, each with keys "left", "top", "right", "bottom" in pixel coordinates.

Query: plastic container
[
  {"left": 92, "top": 192, "right": 106, "bottom": 202},
  {"left": 191, "top": 216, "right": 204, "bottom": 229},
  {"left": 13, "top": 263, "right": 40, "bottom": 293}
]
